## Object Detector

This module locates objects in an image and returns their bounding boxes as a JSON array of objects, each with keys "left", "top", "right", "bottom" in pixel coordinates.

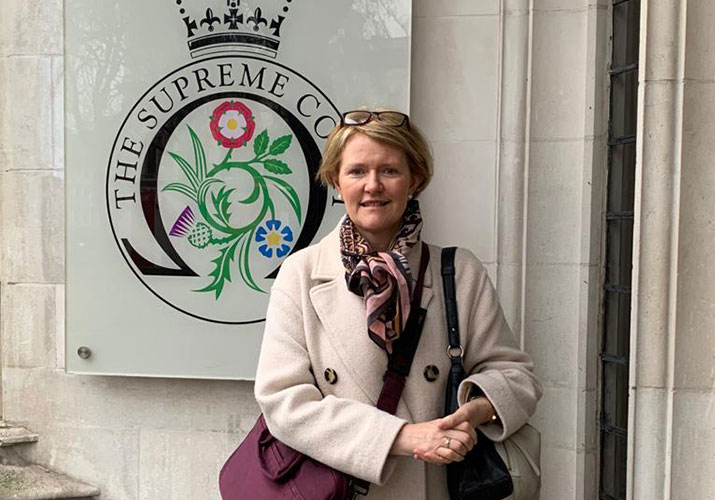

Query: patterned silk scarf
[{"left": 340, "top": 200, "right": 423, "bottom": 353}]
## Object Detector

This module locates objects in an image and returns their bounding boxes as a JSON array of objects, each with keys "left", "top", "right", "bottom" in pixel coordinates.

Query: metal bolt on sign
[{"left": 77, "top": 346, "right": 92, "bottom": 359}]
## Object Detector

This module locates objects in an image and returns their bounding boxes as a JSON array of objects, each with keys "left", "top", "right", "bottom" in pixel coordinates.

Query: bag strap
[
  {"left": 441, "top": 247, "right": 467, "bottom": 414},
  {"left": 351, "top": 243, "right": 431, "bottom": 498},
  {"left": 441, "top": 247, "right": 461, "bottom": 352},
  {"left": 376, "top": 242, "right": 430, "bottom": 414}
]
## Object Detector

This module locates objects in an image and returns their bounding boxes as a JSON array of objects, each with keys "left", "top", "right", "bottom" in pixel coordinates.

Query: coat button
[
  {"left": 324, "top": 368, "right": 338, "bottom": 384},
  {"left": 424, "top": 365, "right": 440, "bottom": 382}
]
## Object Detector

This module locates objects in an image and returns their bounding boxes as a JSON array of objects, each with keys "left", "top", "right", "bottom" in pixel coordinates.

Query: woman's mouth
[{"left": 359, "top": 200, "right": 389, "bottom": 207}]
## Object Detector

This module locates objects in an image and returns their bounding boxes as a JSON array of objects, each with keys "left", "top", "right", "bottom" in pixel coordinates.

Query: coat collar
[{"left": 309, "top": 223, "right": 434, "bottom": 409}]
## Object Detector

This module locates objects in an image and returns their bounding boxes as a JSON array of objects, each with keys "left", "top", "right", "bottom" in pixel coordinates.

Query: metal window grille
[{"left": 600, "top": 1, "right": 640, "bottom": 499}]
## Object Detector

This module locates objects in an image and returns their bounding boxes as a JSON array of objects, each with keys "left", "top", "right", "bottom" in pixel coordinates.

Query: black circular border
[{"left": 105, "top": 55, "right": 341, "bottom": 325}]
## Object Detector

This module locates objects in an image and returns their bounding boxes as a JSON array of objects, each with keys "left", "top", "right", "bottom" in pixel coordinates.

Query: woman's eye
[
  {"left": 348, "top": 168, "right": 365, "bottom": 176},
  {"left": 383, "top": 168, "right": 400, "bottom": 175}
]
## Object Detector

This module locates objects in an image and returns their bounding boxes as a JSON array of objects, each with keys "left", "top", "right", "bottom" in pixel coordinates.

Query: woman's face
[{"left": 335, "top": 133, "right": 420, "bottom": 250}]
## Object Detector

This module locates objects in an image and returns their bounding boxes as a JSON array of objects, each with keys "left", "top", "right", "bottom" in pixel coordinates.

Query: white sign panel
[{"left": 65, "top": 0, "right": 411, "bottom": 379}]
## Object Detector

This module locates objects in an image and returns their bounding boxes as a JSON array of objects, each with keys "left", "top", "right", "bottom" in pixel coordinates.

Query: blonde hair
[{"left": 316, "top": 113, "right": 433, "bottom": 195}]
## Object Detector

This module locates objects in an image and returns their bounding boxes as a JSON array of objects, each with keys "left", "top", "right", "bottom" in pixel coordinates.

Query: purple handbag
[
  {"left": 219, "top": 245, "right": 430, "bottom": 500},
  {"left": 219, "top": 414, "right": 352, "bottom": 500}
]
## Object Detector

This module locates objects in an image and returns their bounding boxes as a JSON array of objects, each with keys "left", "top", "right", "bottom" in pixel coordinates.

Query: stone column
[
  {"left": 0, "top": 58, "right": 4, "bottom": 420},
  {"left": 496, "top": 0, "right": 530, "bottom": 334},
  {"left": 0, "top": 1, "right": 66, "bottom": 420},
  {"left": 522, "top": 1, "right": 609, "bottom": 499},
  {"left": 629, "top": 1, "right": 715, "bottom": 498}
]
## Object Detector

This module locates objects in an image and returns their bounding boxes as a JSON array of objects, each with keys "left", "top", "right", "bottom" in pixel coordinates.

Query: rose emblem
[{"left": 210, "top": 101, "right": 256, "bottom": 148}]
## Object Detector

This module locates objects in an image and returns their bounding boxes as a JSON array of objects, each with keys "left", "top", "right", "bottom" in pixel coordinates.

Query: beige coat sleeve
[
  {"left": 453, "top": 248, "right": 543, "bottom": 442},
  {"left": 254, "top": 261, "right": 407, "bottom": 485}
]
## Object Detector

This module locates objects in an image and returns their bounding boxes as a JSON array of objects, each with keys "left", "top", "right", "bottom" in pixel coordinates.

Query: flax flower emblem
[{"left": 256, "top": 219, "right": 294, "bottom": 258}]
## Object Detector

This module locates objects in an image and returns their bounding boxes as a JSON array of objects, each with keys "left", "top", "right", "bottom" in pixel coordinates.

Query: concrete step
[
  {"left": 0, "top": 463, "right": 100, "bottom": 500},
  {"left": 0, "top": 424, "right": 39, "bottom": 448}
]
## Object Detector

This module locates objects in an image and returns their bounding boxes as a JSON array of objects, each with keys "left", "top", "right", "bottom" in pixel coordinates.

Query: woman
[{"left": 254, "top": 110, "right": 542, "bottom": 500}]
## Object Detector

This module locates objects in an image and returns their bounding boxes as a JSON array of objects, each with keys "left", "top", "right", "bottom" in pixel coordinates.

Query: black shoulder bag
[{"left": 441, "top": 247, "right": 514, "bottom": 500}]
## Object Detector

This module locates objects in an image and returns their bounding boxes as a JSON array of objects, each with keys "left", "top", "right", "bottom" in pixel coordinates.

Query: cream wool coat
[{"left": 254, "top": 226, "right": 542, "bottom": 500}]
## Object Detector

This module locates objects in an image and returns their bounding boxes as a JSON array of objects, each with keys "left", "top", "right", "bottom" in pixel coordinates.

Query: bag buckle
[
  {"left": 349, "top": 479, "right": 369, "bottom": 498},
  {"left": 447, "top": 345, "right": 464, "bottom": 360}
]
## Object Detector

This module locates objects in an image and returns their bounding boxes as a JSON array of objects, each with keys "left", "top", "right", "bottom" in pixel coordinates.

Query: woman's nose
[{"left": 365, "top": 170, "right": 383, "bottom": 192}]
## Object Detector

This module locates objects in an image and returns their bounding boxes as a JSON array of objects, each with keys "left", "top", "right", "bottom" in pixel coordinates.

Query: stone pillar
[
  {"left": 629, "top": 1, "right": 715, "bottom": 498},
  {"left": 522, "top": 1, "right": 609, "bottom": 499},
  {"left": 496, "top": 0, "right": 530, "bottom": 334},
  {"left": 0, "top": 62, "right": 4, "bottom": 420},
  {"left": 0, "top": 0, "right": 66, "bottom": 417}
]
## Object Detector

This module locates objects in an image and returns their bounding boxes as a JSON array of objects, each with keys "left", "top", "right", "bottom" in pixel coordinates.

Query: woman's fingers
[
  {"left": 445, "top": 428, "right": 476, "bottom": 451},
  {"left": 413, "top": 436, "right": 468, "bottom": 464},
  {"left": 440, "top": 397, "right": 497, "bottom": 430},
  {"left": 438, "top": 406, "right": 470, "bottom": 430},
  {"left": 446, "top": 436, "right": 468, "bottom": 457},
  {"left": 438, "top": 413, "right": 477, "bottom": 450},
  {"left": 453, "top": 421, "right": 478, "bottom": 446},
  {"left": 413, "top": 449, "right": 450, "bottom": 465},
  {"left": 433, "top": 445, "right": 465, "bottom": 463}
]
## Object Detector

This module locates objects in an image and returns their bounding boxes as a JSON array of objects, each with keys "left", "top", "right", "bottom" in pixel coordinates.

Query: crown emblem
[{"left": 176, "top": 0, "right": 291, "bottom": 59}]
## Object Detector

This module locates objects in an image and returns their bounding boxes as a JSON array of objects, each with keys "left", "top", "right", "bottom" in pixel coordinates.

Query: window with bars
[{"left": 599, "top": 1, "right": 640, "bottom": 499}]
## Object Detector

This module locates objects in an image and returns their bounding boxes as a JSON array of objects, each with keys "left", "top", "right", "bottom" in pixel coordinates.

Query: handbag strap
[
  {"left": 351, "top": 243, "right": 431, "bottom": 498},
  {"left": 441, "top": 247, "right": 468, "bottom": 414},
  {"left": 376, "top": 242, "right": 430, "bottom": 414},
  {"left": 441, "top": 247, "right": 461, "bottom": 352}
]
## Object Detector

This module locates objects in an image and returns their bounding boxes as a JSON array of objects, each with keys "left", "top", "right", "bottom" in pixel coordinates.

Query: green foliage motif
[{"left": 162, "top": 125, "right": 302, "bottom": 298}]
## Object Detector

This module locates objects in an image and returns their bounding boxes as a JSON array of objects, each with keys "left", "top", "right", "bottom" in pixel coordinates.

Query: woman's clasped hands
[{"left": 390, "top": 396, "right": 496, "bottom": 465}]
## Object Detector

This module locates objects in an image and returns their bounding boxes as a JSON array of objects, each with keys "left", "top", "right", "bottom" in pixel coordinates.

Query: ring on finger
[{"left": 443, "top": 437, "right": 451, "bottom": 449}]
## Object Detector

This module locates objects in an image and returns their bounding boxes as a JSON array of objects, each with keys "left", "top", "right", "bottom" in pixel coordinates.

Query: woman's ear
[{"left": 410, "top": 174, "right": 424, "bottom": 195}]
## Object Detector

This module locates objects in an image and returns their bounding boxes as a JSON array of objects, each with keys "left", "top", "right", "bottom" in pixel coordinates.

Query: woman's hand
[
  {"left": 410, "top": 397, "right": 497, "bottom": 465},
  {"left": 390, "top": 419, "right": 477, "bottom": 464},
  {"left": 439, "top": 396, "right": 497, "bottom": 430}
]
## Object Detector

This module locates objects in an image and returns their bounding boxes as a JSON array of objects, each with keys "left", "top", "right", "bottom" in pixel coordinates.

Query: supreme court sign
[{"left": 65, "top": 0, "right": 411, "bottom": 379}]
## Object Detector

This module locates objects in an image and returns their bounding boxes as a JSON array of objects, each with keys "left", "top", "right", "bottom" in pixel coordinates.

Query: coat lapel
[
  {"left": 309, "top": 228, "right": 434, "bottom": 415},
  {"left": 310, "top": 277, "right": 387, "bottom": 405}
]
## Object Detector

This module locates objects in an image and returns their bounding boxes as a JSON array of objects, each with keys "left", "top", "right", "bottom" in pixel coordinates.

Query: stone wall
[{"left": 0, "top": 0, "right": 624, "bottom": 499}]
